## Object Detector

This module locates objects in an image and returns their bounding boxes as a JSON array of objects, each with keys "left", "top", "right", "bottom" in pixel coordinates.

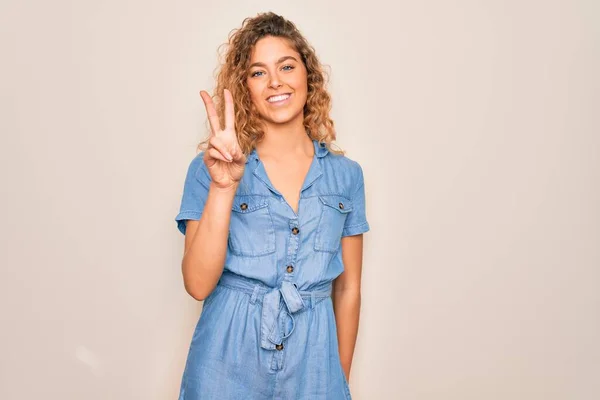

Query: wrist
[{"left": 209, "top": 181, "right": 240, "bottom": 194}]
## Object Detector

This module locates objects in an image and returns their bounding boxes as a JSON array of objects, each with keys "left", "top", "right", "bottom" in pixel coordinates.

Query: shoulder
[
  {"left": 185, "top": 151, "right": 211, "bottom": 187},
  {"left": 325, "top": 151, "right": 365, "bottom": 183},
  {"left": 317, "top": 151, "right": 366, "bottom": 198}
]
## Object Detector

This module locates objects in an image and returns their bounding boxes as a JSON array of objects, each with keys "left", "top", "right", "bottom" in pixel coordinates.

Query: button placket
[{"left": 284, "top": 219, "right": 300, "bottom": 282}]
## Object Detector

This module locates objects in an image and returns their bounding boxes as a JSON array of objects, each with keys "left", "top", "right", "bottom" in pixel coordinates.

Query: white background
[{"left": 1, "top": 0, "right": 599, "bottom": 399}]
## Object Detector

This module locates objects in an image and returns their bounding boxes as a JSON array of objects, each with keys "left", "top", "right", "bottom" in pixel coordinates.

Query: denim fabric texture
[{"left": 175, "top": 139, "right": 370, "bottom": 399}]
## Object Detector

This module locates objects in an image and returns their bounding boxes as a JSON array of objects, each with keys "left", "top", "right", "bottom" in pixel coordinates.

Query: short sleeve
[
  {"left": 175, "top": 153, "right": 211, "bottom": 235},
  {"left": 342, "top": 162, "right": 370, "bottom": 237}
]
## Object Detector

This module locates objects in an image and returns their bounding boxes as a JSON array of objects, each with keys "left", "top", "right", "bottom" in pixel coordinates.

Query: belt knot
[{"left": 260, "top": 281, "right": 305, "bottom": 350}]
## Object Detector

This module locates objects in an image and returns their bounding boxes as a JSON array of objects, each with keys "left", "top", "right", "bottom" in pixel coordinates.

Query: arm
[
  {"left": 182, "top": 181, "right": 238, "bottom": 301},
  {"left": 332, "top": 233, "right": 364, "bottom": 382},
  {"left": 180, "top": 88, "right": 245, "bottom": 301}
]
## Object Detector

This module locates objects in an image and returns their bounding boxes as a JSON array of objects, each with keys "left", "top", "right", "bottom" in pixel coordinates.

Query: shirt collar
[
  {"left": 314, "top": 139, "right": 329, "bottom": 158},
  {"left": 245, "top": 139, "right": 329, "bottom": 164}
]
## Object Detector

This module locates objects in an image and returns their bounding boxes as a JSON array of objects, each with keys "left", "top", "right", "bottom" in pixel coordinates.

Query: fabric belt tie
[
  {"left": 260, "top": 281, "right": 306, "bottom": 350},
  {"left": 216, "top": 271, "right": 332, "bottom": 351}
]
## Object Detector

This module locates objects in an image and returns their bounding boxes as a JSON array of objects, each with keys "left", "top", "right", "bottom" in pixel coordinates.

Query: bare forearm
[
  {"left": 333, "top": 289, "right": 361, "bottom": 381},
  {"left": 182, "top": 182, "right": 237, "bottom": 299}
]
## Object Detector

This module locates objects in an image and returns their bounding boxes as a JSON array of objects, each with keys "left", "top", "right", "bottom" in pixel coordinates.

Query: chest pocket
[
  {"left": 314, "top": 195, "right": 353, "bottom": 253},
  {"left": 228, "top": 195, "right": 276, "bottom": 257}
]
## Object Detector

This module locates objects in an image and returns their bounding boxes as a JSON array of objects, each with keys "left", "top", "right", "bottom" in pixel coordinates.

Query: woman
[{"left": 175, "top": 12, "right": 370, "bottom": 399}]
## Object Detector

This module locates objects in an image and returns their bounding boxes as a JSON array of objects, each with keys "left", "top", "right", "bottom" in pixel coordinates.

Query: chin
[
  {"left": 272, "top": 116, "right": 300, "bottom": 125},
  {"left": 260, "top": 110, "right": 304, "bottom": 126}
]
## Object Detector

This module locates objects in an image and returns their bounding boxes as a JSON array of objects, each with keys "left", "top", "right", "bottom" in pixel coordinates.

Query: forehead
[{"left": 249, "top": 36, "right": 300, "bottom": 62}]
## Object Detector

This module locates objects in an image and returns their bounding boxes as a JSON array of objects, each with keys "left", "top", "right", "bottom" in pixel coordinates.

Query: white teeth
[{"left": 267, "top": 94, "right": 290, "bottom": 103}]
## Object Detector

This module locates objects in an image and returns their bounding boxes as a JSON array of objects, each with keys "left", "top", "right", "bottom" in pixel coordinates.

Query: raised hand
[{"left": 199, "top": 89, "right": 246, "bottom": 189}]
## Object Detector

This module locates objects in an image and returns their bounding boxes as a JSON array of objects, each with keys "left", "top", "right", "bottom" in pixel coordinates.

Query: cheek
[
  {"left": 295, "top": 80, "right": 308, "bottom": 102},
  {"left": 246, "top": 82, "right": 262, "bottom": 104},
  {"left": 293, "top": 74, "right": 308, "bottom": 96}
]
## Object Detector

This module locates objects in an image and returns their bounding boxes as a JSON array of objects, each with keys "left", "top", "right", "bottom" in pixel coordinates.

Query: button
[
  {"left": 338, "top": 202, "right": 344, "bottom": 210},
  {"left": 291, "top": 227, "right": 299, "bottom": 235},
  {"left": 240, "top": 203, "right": 248, "bottom": 210},
  {"left": 286, "top": 265, "right": 294, "bottom": 273},
  {"left": 275, "top": 343, "right": 284, "bottom": 351}
]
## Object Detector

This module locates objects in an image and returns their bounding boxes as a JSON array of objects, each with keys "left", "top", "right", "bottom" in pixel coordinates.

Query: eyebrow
[{"left": 248, "top": 56, "right": 299, "bottom": 69}]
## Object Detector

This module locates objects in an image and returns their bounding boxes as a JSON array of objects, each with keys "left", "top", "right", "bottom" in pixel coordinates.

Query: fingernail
[{"left": 226, "top": 153, "right": 233, "bottom": 161}]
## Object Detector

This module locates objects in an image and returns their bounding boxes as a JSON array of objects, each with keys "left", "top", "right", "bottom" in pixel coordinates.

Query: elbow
[
  {"left": 181, "top": 255, "right": 220, "bottom": 301},
  {"left": 334, "top": 287, "right": 362, "bottom": 299},
  {"left": 182, "top": 267, "right": 216, "bottom": 301},
  {"left": 184, "top": 281, "right": 212, "bottom": 301},
  {"left": 333, "top": 281, "right": 362, "bottom": 297},
  {"left": 188, "top": 290, "right": 207, "bottom": 302}
]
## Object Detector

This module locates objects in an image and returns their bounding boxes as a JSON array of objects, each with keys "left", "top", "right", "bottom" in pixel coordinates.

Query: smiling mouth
[{"left": 266, "top": 93, "right": 292, "bottom": 103}]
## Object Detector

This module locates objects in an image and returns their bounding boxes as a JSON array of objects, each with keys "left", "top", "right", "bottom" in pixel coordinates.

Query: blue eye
[{"left": 250, "top": 65, "right": 294, "bottom": 78}]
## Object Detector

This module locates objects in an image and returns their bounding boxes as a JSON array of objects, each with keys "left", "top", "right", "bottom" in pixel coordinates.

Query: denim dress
[{"left": 175, "top": 139, "right": 370, "bottom": 399}]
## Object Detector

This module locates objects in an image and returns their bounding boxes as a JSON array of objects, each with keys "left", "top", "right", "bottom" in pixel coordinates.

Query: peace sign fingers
[
  {"left": 199, "top": 90, "right": 221, "bottom": 135},
  {"left": 198, "top": 87, "right": 245, "bottom": 187}
]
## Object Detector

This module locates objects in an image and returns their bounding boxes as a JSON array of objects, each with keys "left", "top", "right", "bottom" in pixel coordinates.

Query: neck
[{"left": 257, "top": 115, "right": 313, "bottom": 159}]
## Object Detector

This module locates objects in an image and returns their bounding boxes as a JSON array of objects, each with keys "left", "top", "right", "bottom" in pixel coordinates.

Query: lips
[{"left": 266, "top": 93, "right": 292, "bottom": 103}]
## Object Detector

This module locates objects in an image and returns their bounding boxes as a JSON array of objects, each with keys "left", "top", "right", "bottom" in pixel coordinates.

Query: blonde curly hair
[{"left": 198, "top": 12, "right": 343, "bottom": 156}]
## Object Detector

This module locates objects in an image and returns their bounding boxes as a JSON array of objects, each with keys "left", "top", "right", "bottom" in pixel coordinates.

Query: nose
[{"left": 268, "top": 72, "right": 282, "bottom": 89}]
